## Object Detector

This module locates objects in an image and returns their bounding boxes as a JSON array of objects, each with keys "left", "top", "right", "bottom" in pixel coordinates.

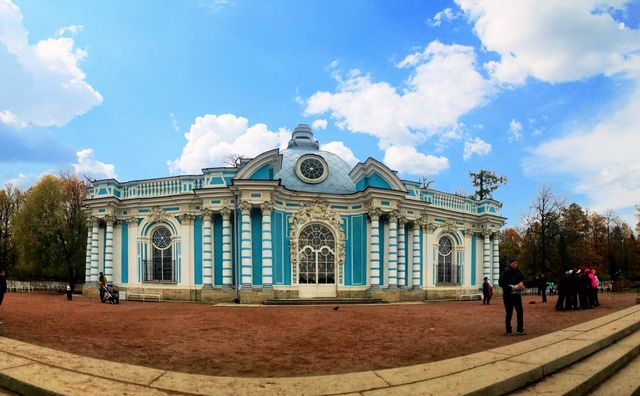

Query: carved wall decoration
[{"left": 149, "top": 207, "right": 167, "bottom": 222}]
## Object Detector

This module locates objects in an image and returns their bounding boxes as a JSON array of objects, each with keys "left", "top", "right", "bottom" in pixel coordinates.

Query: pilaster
[
  {"left": 387, "top": 211, "right": 398, "bottom": 288},
  {"left": 397, "top": 216, "right": 407, "bottom": 288},
  {"left": 368, "top": 207, "right": 382, "bottom": 288},
  {"left": 202, "top": 208, "right": 213, "bottom": 288},
  {"left": 220, "top": 207, "right": 233, "bottom": 287},
  {"left": 261, "top": 201, "right": 273, "bottom": 288},
  {"left": 240, "top": 201, "right": 253, "bottom": 287}
]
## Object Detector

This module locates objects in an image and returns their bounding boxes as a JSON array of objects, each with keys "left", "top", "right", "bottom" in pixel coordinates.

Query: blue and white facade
[{"left": 84, "top": 125, "right": 505, "bottom": 302}]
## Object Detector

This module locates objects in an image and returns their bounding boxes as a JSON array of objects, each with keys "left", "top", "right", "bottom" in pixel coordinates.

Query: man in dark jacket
[
  {"left": 0, "top": 270, "right": 6, "bottom": 306},
  {"left": 498, "top": 257, "right": 526, "bottom": 336}
]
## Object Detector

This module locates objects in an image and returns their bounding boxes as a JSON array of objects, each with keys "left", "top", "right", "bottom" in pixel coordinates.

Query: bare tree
[
  {"left": 420, "top": 177, "right": 435, "bottom": 189},
  {"left": 224, "top": 154, "right": 244, "bottom": 168},
  {"left": 524, "top": 185, "right": 563, "bottom": 275}
]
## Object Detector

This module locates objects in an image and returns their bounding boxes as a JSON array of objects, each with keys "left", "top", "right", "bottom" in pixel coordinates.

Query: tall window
[
  {"left": 298, "top": 223, "right": 335, "bottom": 284},
  {"left": 437, "top": 236, "right": 456, "bottom": 284},
  {"left": 149, "top": 227, "right": 174, "bottom": 282}
]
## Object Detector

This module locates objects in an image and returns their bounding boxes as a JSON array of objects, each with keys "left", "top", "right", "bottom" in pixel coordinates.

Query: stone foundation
[{"left": 82, "top": 284, "right": 489, "bottom": 303}]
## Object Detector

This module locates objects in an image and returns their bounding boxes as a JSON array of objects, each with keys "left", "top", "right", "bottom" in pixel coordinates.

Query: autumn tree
[
  {"left": 469, "top": 170, "right": 507, "bottom": 201},
  {"left": 499, "top": 227, "right": 522, "bottom": 269},
  {"left": 13, "top": 175, "right": 88, "bottom": 289},
  {"left": 0, "top": 184, "right": 23, "bottom": 273}
]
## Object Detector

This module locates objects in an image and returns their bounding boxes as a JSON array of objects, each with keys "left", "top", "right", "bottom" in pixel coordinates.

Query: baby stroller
[{"left": 101, "top": 283, "right": 120, "bottom": 304}]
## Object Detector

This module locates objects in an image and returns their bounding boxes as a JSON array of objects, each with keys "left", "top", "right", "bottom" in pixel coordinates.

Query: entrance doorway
[{"left": 297, "top": 223, "right": 336, "bottom": 298}]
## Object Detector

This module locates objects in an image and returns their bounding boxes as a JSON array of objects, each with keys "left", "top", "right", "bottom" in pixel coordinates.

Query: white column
[
  {"left": 261, "top": 202, "right": 273, "bottom": 288},
  {"left": 463, "top": 229, "right": 473, "bottom": 287},
  {"left": 492, "top": 234, "right": 500, "bottom": 286},
  {"left": 126, "top": 217, "right": 139, "bottom": 285},
  {"left": 483, "top": 229, "right": 491, "bottom": 284},
  {"left": 85, "top": 222, "right": 92, "bottom": 283},
  {"left": 387, "top": 211, "right": 398, "bottom": 288},
  {"left": 240, "top": 201, "right": 253, "bottom": 287},
  {"left": 202, "top": 208, "right": 213, "bottom": 287},
  {"left": 369, "top": 207, "right": 382, "bottom": 288},
  {"left": 412, "top": 223, "right": 421, "bottom": 288},
  {"left": 221, "top": 207, "right": 233, "bottom": 287},
  {"left": 90, "top": 218, "right": 99, "bottom": 282},
  {"left": 397, "top": 217, "right": 407, "bottom": 288},
  {"left": 104, "top": 216, "right": 115, "bottom": 281}
]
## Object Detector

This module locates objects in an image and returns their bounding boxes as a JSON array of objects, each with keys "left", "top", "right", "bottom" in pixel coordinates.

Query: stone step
[
  {"left": 262, "top": 298, "right": 386, "bottom": 305},
  {"left": 512, "top": 328, "right": 640, "bottom": 396},
  {"left": 588, "top": 351, "right": 640, "bottom": 396}
]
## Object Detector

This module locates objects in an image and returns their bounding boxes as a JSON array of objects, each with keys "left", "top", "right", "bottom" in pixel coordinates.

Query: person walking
[
  {"left": 498, "top": 257, "right": 526, "bottom": 336},
  {"left": 556, "top": 270, "right": 570, "bottom": 311},
  {"left": 538, "top": 275, "right": 548, "bottom": 303},
  {"left": 482, "top": 276, "right": 493, "bottom": 305},
  {"left": 592, "top": 269, "right": 600, "bottom": 307},
  {"left": 98, "top": 272, "right": 107, "bottom": 302}
]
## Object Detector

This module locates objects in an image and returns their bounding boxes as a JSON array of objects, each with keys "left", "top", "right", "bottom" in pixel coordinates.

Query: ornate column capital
[
  {"left": 126, "top": 216, "right": 138, "bottom": 225},
  {"left": 398, "top": 216, "right": 408, "bottom": 226},
  {"left": 368, "top": 207, "right": 383, "bottom": 221},
  {"left": 201, "top": 208, "right": 213, "bottom": 218},
  {"left": 220, "top": 207, "right": 232, "bottom": 220},
  {"left": 388, "top": 210, "right": 399, "bottom": 223},
  {"left": 88, "top": 216, "right": 99, "bottom": 227},
  {"left": 104, "top": 215, "right": 117, "bottom": 226},
  {"left": 177, "top": 213, "right": 195, "bottom": 224},
  {"left": 240, "top": 201, "right": 252, "bottom": 215},
  {"left": 421, "top": 222, "right": 433, "bottom": 232},
  {"left": 260, "top": 201, "right": 274, "bottom": 214},
  {"left": 482, "top": 228, "right": 493, "bottom": 238}
]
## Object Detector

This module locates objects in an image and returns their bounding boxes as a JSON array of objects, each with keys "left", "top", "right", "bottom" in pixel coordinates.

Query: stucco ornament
[
  {"left": 442, "top": 219, "right": 459, "bottom": 234},
  {"left": 149, "top": 207, "right": 167, "bottom": 222},
  {"left": 288, "top": 198, "right": 345, "bottom": 284}
]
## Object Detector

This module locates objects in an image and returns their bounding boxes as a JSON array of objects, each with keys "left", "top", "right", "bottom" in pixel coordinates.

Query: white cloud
[
  {"left": 169, "top": 113, "right": 179, "bottom": 132},
  {"left": 509, "top": 119, "right": 523, "bottom": 142},
  {"left": 306, "top": 41, "right": 494, "bottom": 149},
  {"left": 72, "top": 148, "right": 116, "bottom": 180},
  {"left": 0, "top": 1, "right": 102, "bottom": 127},
  {"left": 463, "top": 137, "right": 491, "bottom": 160},
  {"left": 5, "top": 171, "right": 50, "bottom": 189},
  {"left": 55, "top": 25, "right": 83, "bottom": 37},
  {"left": 383, "top": 145, "right": 449, "bottom": 176},
  {"left": 428, "top": 7, "right": 460, "bottom": 27},
  {"left": 168, "top": 114, "right": 289, "bottom": 174},
  {"left": 198, "top": 0, "right": 230, "bottom": 14},
  {"left": 312, "top": 119, "right": 328, "bottom": 130},
  {"left": 0, "top": 110, "right": 25, "bottom": 128},
  {"left": 321, "top": 141, "right": 359, "bottom": 167},
  {"left": 523, "top": 82, "right": 640, "bottom": 213},
  {"left": 456, "top": 0, "right": 640, "bottom": 85}
]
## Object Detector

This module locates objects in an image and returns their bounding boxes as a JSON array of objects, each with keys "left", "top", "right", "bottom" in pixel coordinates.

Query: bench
[
  {"left": 126, "top": 287, "right": 163, "bottom": 302},
  {"left": 457, "top": 287, "right": 483, "bottom": 300}
]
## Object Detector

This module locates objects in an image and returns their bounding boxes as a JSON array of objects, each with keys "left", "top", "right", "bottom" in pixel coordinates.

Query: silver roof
[{"left": 274, "top": 147, "right": 356, "bottom": 194}]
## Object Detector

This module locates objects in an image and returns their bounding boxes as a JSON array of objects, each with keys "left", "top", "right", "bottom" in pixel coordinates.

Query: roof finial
[{"left": 287, "top": 124, "right": 319, "bottom": 149}]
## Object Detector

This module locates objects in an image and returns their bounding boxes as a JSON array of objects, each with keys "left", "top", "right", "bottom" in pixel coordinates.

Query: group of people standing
[{"left": 555, "top": 268, "right": 600, "bottom": 311}]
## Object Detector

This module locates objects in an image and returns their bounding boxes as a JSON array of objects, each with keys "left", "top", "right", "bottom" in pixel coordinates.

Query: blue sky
[{"left": 1, "top": 0, "right": 639, "bottom": 228}]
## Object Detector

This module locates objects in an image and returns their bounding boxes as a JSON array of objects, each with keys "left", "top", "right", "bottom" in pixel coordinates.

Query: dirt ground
[{"left": 0, "top": 292, "right": 637, "bottom": 378}]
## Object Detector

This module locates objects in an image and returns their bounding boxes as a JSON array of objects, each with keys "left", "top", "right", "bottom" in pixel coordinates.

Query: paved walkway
[{"left": 1, "top": 304, "right": 639, "bottom": 395}]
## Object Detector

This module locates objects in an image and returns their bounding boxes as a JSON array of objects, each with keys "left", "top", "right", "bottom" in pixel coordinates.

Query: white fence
[{"left": 6, "top": 280, "right": 70, "bottom": 293}]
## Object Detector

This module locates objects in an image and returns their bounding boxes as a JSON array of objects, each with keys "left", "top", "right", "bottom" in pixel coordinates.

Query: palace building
[{"left": 83, "top": 124, "right": 505, "bottom": 302}]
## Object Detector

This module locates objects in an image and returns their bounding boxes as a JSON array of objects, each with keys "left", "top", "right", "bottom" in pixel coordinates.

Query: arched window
[
  {"left": 298, "top": 223, "right": 335, "bottom": 285},
  {"left": 437, "top": 236, "right": 458, "bottom": 284},
  {"left": 147, "top": 227, "right": 174, "bottom": 282}
]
